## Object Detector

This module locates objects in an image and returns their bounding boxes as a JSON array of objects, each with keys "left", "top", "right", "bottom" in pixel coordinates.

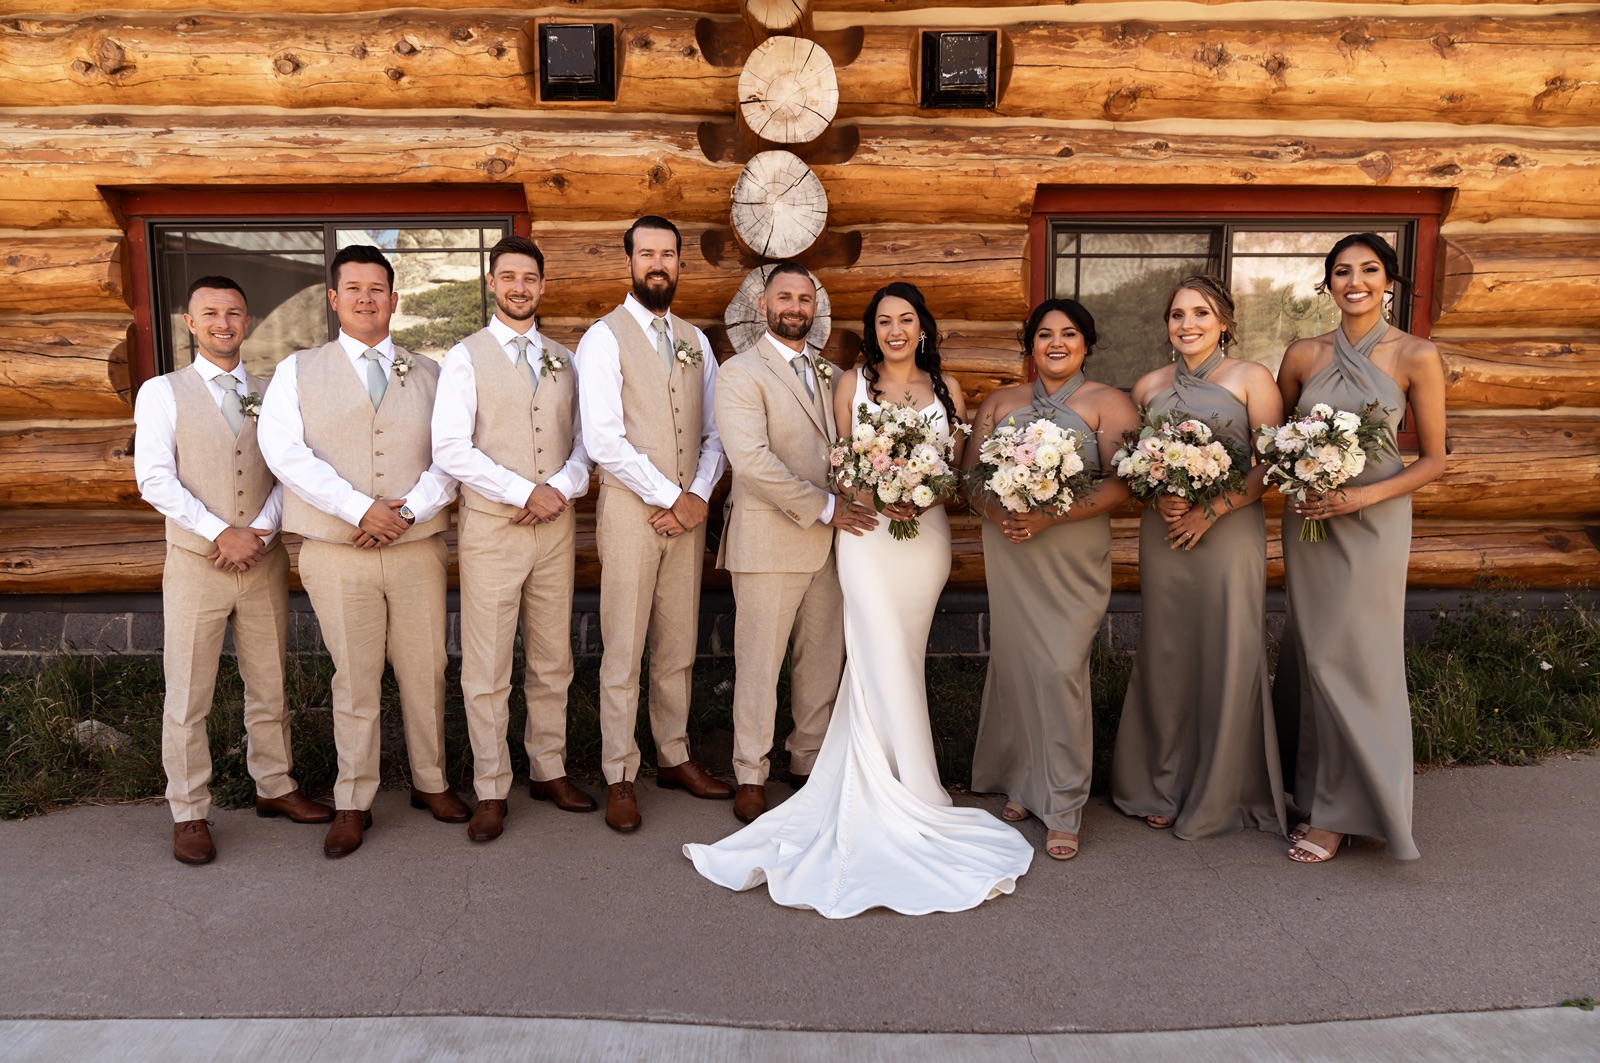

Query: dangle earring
[
  {"left": 918, "top": 333, "right": 926, "bottom": 354},
  {"left": 1383, "top": 289, "right": 1395, "bottom": 322}
]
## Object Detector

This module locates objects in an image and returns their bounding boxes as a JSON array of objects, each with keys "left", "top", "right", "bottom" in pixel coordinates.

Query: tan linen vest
[
  {"left": 597, "top": 306, "right": 703, "bottom": 492},
  {"left": 281, "top": 341, "right": 448, "bottom": 544},
  {"left": 164, "top": 363, "right": 276, "bottom": 556},
  {"left": 458, "top": 327, "right": 578, "bottom": 518}
]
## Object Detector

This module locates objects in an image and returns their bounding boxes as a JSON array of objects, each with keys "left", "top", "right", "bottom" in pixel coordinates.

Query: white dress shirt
[
  {"left": 575, "top": 293, "right": 727, "bottom": 509},
  {"left": 431, "top": 315, "right": 592, "bottom": 506},
  {"left": 766, "top": 331, "right": 835, "bottom": 525},
  {"left": 259, "top": 331, "right": 457, "bottom": 527},
  {"left": 133, "top": 357, "right": 282, "bottom": 544}
]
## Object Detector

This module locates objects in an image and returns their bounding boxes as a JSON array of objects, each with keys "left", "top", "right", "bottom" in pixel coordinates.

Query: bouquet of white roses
[
  {"left": 829, "top": 400, "right": 966, "bottom": 541},
  {"left": 1255, "top": 401, "right": 1391, "bottom": 542},
  {"left": 967, "top": 415, "right": 1094, "bottom": 519},
  {"left": 1113, "top": 414, "right": 1247, "bottom": 518}
]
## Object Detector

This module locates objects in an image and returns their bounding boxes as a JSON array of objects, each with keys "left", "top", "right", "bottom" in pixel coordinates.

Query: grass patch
[{"left": 2, "top": 595, "right": 1594, "bottom": 819}]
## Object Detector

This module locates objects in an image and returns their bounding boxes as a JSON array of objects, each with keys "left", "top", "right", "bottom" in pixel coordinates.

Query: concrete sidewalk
[{"left": 1, "top": 756, "right": 1596, "bottom": 1051}]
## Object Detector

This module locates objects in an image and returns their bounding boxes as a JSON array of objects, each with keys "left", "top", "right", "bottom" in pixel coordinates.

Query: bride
[{"left": 683, "top": 282, "right": 1034, "bottom": 918}]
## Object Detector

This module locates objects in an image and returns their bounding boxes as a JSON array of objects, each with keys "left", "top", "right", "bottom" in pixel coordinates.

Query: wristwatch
[{"left": 398, "top": 505, "right": 416, "bottom": 526}]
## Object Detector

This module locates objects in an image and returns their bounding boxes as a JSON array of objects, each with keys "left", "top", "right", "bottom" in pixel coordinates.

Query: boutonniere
[
  {"left": 538, "top": 346, "right": 567, "bottom": 378},
  {"left": 392, "top": 353, "right": 414, "bottom": 386},
  {"left": 673, "top": 338, "right": 704, "bottom": 368},
  {"left": 813, "top": 358, "right": 834, "bottom": 387},
  {"left": 239, "top": 393, "right": 262, "bottom": 420}
]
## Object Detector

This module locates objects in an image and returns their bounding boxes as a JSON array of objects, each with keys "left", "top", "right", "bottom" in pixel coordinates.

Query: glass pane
[
  {"left": 1078, "top": 256, "right": 1212, "bottom": 389},
  {"left": 1055, "top": 231, "right": 1077, "bottom": 256},
  {"left": 336, "top": 227, "right": 400, "bottom": 250},
  {"left": 390, "top": 250, "right": 491, "bottom": 360},
  {"left": 1053, "top": 258, "right": 1078, "bottom": 300},
  {"left": 180, "top": 229, "right": 323, "bottom": 253},
  {"left": 1233, "top": 229, "right": 1400, "bottom": 256},
  {"left": 938, "top": 33, "right": 991, "bottom": 90},
  {"left": 1080, "top": 231, "right": 1211, "bottom": 256},
  {"left": 1230, "top": 255, "right": 1340, "bottom": 375}
]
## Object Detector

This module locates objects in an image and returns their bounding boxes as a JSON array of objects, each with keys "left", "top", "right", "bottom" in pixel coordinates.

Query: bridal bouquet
[
  {"left": 1255, "top": 401, "right": 1391, "bottom": 542},
  {"left": 1113, "top": 414, "right": 1247, "bottom": 518},
  {"left": 829, "top": 401, "right": 966, "bottom": 541},
  {"left": 967, "top": 415, "right": 1094, "bottom": 518}
]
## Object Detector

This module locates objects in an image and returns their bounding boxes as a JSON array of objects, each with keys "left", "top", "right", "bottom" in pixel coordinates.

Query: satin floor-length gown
[
  {"left": 1273, "top": 321, "right": 1421, "bottom": 860},
  {"left": 684, "top": 375, "right": 1034, "bottom": 918},
  {"left": 970, "top": 373, "right": 1109, "bottom": 837},
  {"left": 1111, "top": 351, "right": 1288, "bottom": 839}
]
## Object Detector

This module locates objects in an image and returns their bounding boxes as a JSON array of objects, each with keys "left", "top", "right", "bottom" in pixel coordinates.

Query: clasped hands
[
  {"left": 350, "top": 498, "right": 410, "bottom": 550},
  {"left": 1290, "top": 487, "right": 1367, "bottom": 521},
  {"left": 513, "top": 484, "right": 569, "bottom": 526},
  {"left": 1157, "top": 494, "right": 1214, "bottom": 551},
  {"left": 209, "top": 526, "right": 274, "bottom": 572},
  {"left": 649, "top": 491, "right": 708, "bottom": 538}
]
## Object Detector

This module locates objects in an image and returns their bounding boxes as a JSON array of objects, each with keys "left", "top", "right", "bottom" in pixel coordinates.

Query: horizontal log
[
  {"left": 1435, "top": 332, "right": 1600, "bottom": 410},
  {"left": 1414, "top": 413, "right": 1600, "bottom": 520},
  {"left": 0, "top": 233, "right": 125, "bottom": 313},
  {"left": 0, "top": 316, "right": 133, "bottom": 419},
  {"left": 1437, "top": 233, "right": 1600, "bottom": 330},
  {"left": 2, "top": 113, "right": 1595, "bottom": 231},
  {"left": 0, "top": 423, "right": 138, "bottom": 508},
  {"left": 5, "top": 510, "right": 1592, "bottom": 596},
  {"left": 818, "top": 226, "right": 1030, "bottom": 322},
  {"left": 831, "top": 17, "right": 1599, "bottom": 127}
]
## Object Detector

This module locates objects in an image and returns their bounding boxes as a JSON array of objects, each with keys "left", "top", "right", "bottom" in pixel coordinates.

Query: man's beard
[
  {"left": 495, "top": 294, "right": 538, "bottom": 322},
  {"left": 767, "top": 309, "right": 813, "bottom": 342},
  {"left": 632, "top": 270, "right": 677, "bottom": 313}
]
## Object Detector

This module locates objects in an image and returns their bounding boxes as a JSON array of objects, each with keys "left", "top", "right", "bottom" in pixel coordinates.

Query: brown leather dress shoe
[
  {"left": 254, "top": 789, "right": 335, "bottom": 823},
  {"left": 323, "top": 809, "right": 372, "bottom": 858},
  {"left": 656, "top": 759, "right": 734, "bottom": 799},
  {"left": 606, "top": 781, "right": 641, "bottom": 833},
  {"left": 528, "top": 775, "right": 598, "bottom": 813},
  {"left": 787, "top": 770, "right": 809, "bottom": 790},
  {"left": 173, "top": 819, "right": 215, "bottom": 865},
  {"left": 409, "top": 787, "right": 471, "bottom": 823},
  {"left": 467, "top": 799, "right": 507, "bottom": 842},
  {"left": 733, "top": 784, "right": 767, "bottom": 824}
]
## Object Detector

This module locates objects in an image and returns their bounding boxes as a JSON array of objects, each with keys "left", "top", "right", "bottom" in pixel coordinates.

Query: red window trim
[{"left": 116, "top": 186, "right": 531, "bottom": 390}]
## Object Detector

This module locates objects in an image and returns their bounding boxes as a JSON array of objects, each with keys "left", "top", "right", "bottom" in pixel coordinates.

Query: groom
[{"left": 715, "top": 263, "right": 876, "bottom": 823}]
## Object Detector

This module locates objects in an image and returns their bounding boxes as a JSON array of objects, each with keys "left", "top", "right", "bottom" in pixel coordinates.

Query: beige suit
[
  {"left": 453, "top": 327, "right": 583, "bottom": 800},
  {"left": 592, "top": 306, "right": 709, "bottom": 784},
  {"left": 282, "top": 341, "right": 450, "bottom": 811},
  {"left": 156, "top": 365, "right": 296, "bottom": 822},
  {"left": 715, "top": 336, "right": 844, "bottom": 785}
]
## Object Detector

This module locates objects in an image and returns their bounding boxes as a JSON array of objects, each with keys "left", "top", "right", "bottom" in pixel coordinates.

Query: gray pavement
[{"left": 1, "top": 755, "right": 1597, "bottom": 1055}]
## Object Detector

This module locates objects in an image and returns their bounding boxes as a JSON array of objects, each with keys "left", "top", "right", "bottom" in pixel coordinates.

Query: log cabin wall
[{"left": 1, "top": 0, "right": 1597, "bottom": 600}]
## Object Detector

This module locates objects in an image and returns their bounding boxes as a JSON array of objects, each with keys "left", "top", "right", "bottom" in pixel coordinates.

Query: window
[
  {"left": 538, "top": 22, "right": 617, "bottom": 102},
  {"left": 121, "top": 188, "right": 530, "bottom": 387},
  {"left": 1031, "top": 187, "right": 1444, "bottom": 390},
  {"left": 920, "top": 31, "right": 998, "bottom": 109}
]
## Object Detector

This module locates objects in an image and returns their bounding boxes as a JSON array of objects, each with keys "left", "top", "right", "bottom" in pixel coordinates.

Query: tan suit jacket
[{"left": 715, "top": 336, "right": 838, "bottom": 574}]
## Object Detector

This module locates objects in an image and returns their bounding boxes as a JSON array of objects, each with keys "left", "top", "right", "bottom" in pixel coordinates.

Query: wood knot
[
  {"left": 631, "top": 32, "right": 654, "bottom": 50},
  {"left": 97, "top": 37, "right": 133, "bottom": 77},
  {"left": 448, "top": 23, "right": 474, "bottom": 43},
  {"left": 394, "top": 39, "right": 417, "bottom": 56},
  {"left": 1534, "top": 77, "right": 1577, "bottom": 110},
  {"left": 482, "top": 157, "right": 509, "bottom": 175},
  {"left": 350, "top": 42, "right": 368, "bottom": 60},
  {"left": 1055, "top": 145, "right": 1075, "bottom": 159},
  {"left": 1338, "top": 23, "right": 1374, "bottom": 52},
  {"left": 1104, "top": 85, "right": 1142, "bottom": 120},
  {"left": 175, "top": 17, "right": 199, "bottom": 31},
  {"left": 385, "top": 67, "right": 403, "bottom": 81},
  {"left": 682, "top": 44, "right": 697, "bottom": 59},
  {"left": 1195, "top": 42, "right": 1229, "bottom": 72},
  {"left": 1440, "top": 92, "right": 1465, "bottom": 104},
  {"left": 3, "top": 255, "right": 16, "bottom": 267},
  {"left": 72, "top": 59, "right": 93, "bottom": 75},
  {"left": 648, "top": 164, "right": 670, "bottom": 185},
  {"left": 487, "top": 44, "right": 505, "bottom": 59},
  {"left": 1357, "top": 151, "right": 1393, "bottom": 181},
  {"left": 1495, "top": 154, "right": 1523, "bottom": 170},
  {"left": 1263, "top": 54, "right": 1288, "bottom": 79},
  {"left": 1430, "top": 33, "right": 1457, "bottom": 58},
  {"left": 547, "top": 174, "right": 568, "bottom": 190},
  {"left": 1234, "top": 170, "right": 1257, "bottom": 182},
  {"left": 1428, "top": 162, "right": 1463, "bottom": 178},
  {"left": 274, "top": 54, "right": 303, "bottom": 76}
]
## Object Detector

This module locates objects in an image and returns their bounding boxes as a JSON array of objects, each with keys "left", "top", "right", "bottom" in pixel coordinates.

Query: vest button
[
  {"left": 536, "top": 448, "right": 543, "bottom": 454},
  {"left": 236, "top": 469, "right": 243, "bottom": 476},
  {"left": 375, "top": 451, "right": 383, "bottom": 457},
  {"left": 375, "top": 429, "right": 384, "bottom": 435},
  {"left": 535, "top": 427, "right": 540, "bottom": 433},
  {"left": 237, "top": 490, "right": 244, "bottom": 497}
]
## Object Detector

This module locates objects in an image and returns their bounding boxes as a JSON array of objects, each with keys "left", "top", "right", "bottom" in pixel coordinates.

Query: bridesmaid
[
  {"left": 1111, "top": 276, "right": 1287, "bottom": 839},
  {"left": 967, "top": 299, "right": 1140, "bottom": 862},
  {"left": 1273, "top": 234, "right": 1446, "bottom": 864}
]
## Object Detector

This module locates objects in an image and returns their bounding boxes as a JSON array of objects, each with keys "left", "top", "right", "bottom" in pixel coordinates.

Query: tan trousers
[
  {"left": 161, "top": 541, "right": 295, "bottom": 822},
  {"left": 595, "top": 483, "right": 702, "bottom": 784},
  {"left": 297, "top": 535, "right": 449, "bottom": 810},
  {"left": 457, "top": 503, "right": 577, "bottom": 801},
  {"left": 730, "top": 560, "right": 844, "bottom": 786}
]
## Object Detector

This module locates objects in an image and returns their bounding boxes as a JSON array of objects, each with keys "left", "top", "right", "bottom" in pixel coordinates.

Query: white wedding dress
[{"left": 683, "top": 377, "right": 1034, "bottom": 918}]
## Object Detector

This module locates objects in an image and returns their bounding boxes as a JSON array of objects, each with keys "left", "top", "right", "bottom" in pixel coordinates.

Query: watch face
[{"left": 399, "top": 505, "right": 416, "bottom": 525}]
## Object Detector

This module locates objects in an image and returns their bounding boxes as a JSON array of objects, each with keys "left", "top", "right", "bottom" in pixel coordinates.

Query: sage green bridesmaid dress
[
  {"left": 971, "top": 373, "right": 1110, "bottom": 837},
  {"left": 1111, "top": 352, "right": 1287, "bottom": 839},
  {"left": 1273, "top": 321, "right": 1421, "bottom": 860}
]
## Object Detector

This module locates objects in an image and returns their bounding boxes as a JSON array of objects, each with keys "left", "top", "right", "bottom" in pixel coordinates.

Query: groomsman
[
  {"left": 260, "top": 244, "right": 464, "bottom": 858},
  {"left": 575, "top": 216, "right": 731, "bottom": 833},
  {"left": 433, "top": 236, "right": 595, "bottom": 842},
  {"left": 135, "top": 276, "right": 333, "bottom": 865},
  {"left": 715, "top": 264, "right": 875, "bottom": 823}
]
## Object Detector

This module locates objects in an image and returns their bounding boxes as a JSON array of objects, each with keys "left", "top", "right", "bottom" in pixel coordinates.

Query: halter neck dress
[
  {"left": 1111, "top": 352, "right": 1287, "bottom": 839},
  {"left": 1272, "top": 321, "right": 1420, "bottom": 859},
  {"left": 971, "top": 374, "right": 1111, "bottom": 837}
]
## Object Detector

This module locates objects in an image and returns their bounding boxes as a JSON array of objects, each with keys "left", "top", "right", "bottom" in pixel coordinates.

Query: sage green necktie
[
  {"left": 513, "top": 334, "right": 539, "bottom": 395},
  {"left": 651, "top": 317, "right": 674, "bottom": 372},
  {"left": 791, "top": 355, "right": 814, "bottom": 400},
  {"left": 364, "top": 349, "right": 386, "bottom": 409},
  {"left": 220, "top": 375, "right": 244, "bottom": 435}
]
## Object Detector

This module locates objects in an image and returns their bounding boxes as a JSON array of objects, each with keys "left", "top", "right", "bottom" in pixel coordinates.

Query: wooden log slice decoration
[
  {"left": 743, "top": 0, "right": 812, "bottom": 43},
  {"left": 738, "top": 35, "right": 837, "bottom": 145},
  {"left": 730, "top": 150, "right": 828, "bottom": 259},
  {"left": 723, "top": 264, "right": 831, "bottom": 356}
]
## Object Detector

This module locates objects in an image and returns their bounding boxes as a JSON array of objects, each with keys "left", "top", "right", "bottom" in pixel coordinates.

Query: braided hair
[{"left": 859, "top": 282, "right": 959, "bottom": 427}]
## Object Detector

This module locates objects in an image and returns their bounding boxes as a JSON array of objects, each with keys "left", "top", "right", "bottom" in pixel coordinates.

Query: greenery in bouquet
[
  {"left": 1255, "top": 401, "right": 1393, "bottom": 542},
  {"left": 967, "top": 414, "right": 1096, "bottom": 519},
  {"left": 829, "top": 400, "right": 965, "bottom": 541},
  {"left": 1112, "top": 413, "right": 1248, "bottom": 519}
]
